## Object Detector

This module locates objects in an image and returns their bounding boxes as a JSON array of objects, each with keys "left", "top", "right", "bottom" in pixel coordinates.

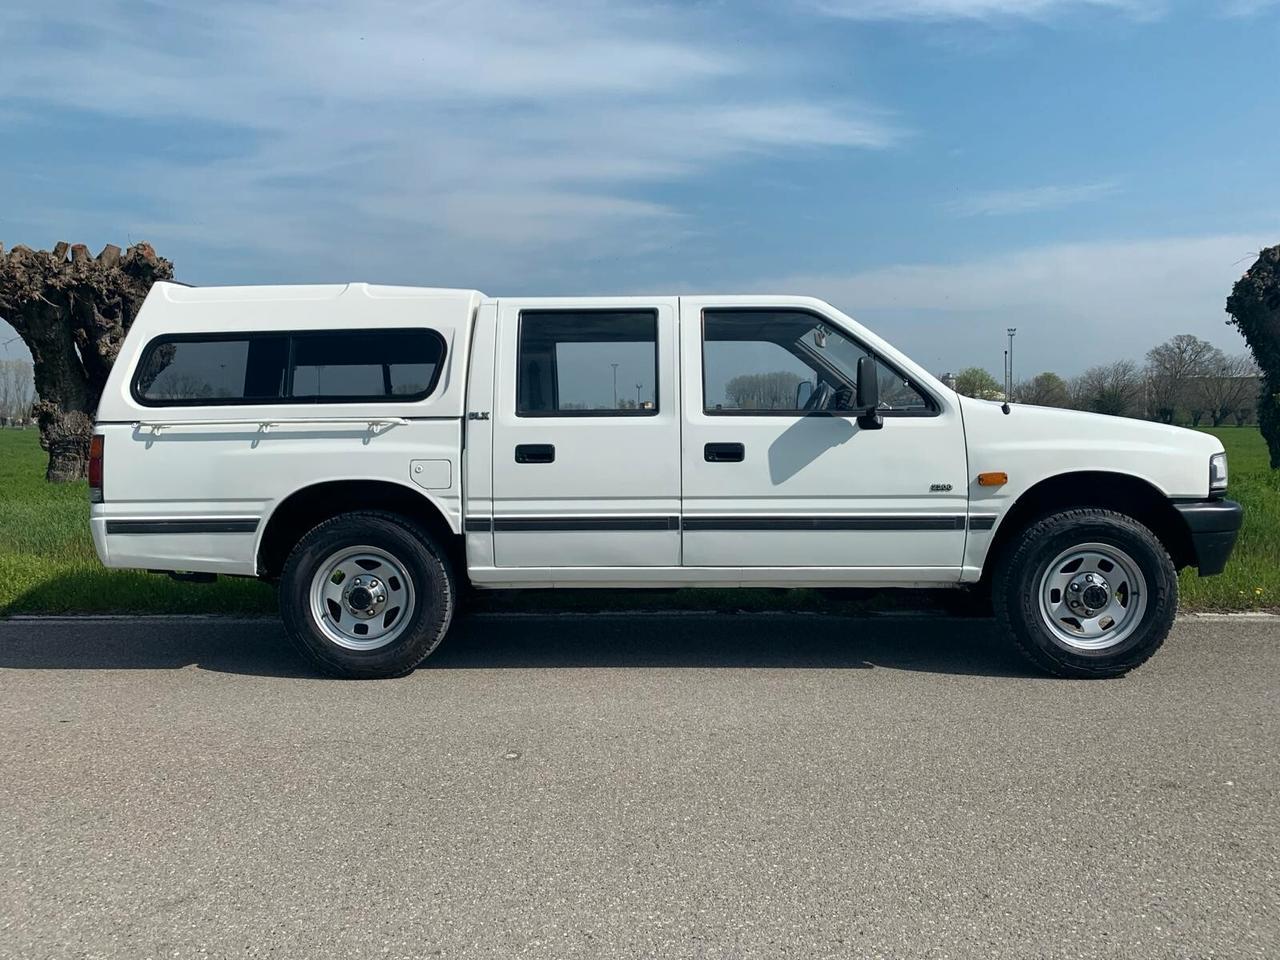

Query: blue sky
[{"left": 2, "top": 0, "right": 1278, "bottom": 378}]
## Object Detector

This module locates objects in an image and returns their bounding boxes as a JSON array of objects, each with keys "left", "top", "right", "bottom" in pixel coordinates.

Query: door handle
[
  {"left": 704, "top": 442, "right": 745, "bottom": 463},
  {"left": 515, "top": 443, "right": 555, "bottom": 464}
]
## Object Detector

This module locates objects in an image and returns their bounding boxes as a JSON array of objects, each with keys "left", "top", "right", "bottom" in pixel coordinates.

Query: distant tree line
[
  {"left": 948, "top": 333, "right": 1262, "bottom": 427},
  {"left": 725, "top": 371, "right": 805, "bottom": 410},
  {"left": 0, "top": 358, "right": 36, "bottom": 425}
]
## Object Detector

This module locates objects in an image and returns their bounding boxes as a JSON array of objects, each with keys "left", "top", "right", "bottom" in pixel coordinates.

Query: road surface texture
[{"left": 1, "top": 613, "right": 1277, "bottom": 960}]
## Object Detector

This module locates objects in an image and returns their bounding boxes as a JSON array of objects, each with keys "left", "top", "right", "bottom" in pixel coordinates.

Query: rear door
[
  {"left": 488, "top": 298, "right": 681, "bottom": 568},
  {"left": 679, "top": 297, "right": 969, "bottom": 580}
]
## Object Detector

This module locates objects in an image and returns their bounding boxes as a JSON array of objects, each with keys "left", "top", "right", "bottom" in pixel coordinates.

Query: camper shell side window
[{"left": 131, "top": 328, "right": 447, "bottom": 406}]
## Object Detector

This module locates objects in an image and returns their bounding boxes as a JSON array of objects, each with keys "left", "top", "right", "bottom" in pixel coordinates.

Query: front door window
[{"left": 702, "top": 309, "right": 931, "bottom": 415}]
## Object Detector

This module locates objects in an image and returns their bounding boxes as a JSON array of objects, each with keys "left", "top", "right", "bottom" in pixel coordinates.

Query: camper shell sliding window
[{"left": 131, "top": 329, "right": 447, "bottom": 406}]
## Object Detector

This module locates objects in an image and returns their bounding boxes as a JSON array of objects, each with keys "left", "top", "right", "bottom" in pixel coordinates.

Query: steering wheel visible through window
[{"left": 802, "top": 380, "right": 834, "bottom": 412}]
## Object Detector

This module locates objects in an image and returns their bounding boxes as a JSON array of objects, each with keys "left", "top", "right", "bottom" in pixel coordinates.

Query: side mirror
[
  {"left": 795, "top": 380, "right": 814, "bottom": 408},
  {"left": 855, "top": 355, "right": 884, "bottom": 430}
]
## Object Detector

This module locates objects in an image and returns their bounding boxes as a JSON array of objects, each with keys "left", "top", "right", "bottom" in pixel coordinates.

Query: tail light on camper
[{"left": 88, "top": 434, "right": 104, "bottom": 503}]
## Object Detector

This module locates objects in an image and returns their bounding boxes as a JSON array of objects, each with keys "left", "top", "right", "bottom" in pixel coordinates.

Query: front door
[
  {"left": 679, "top": 298, "right": 968, "bottom": 580},
  {"left": 489, "top": 298, "right": 681, "bottom": 568}
]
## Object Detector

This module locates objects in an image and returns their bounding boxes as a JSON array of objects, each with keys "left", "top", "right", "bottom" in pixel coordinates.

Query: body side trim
[
  {"left": 469, "top": 514, "right": 978, "bottom": 533},
  {"left": 106, "top": 518, "right": 260, "bottom": 535},
  {"left": 682, "top": 515, "right": 965, "bottom": 532}
]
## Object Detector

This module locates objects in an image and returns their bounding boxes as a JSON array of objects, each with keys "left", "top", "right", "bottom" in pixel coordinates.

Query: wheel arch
[
  {"left": 980, "top": 471, "right": 1196, "bottom": 579},
  {"left": 256, "top": 479, "right": 462, "bottom": 579}
]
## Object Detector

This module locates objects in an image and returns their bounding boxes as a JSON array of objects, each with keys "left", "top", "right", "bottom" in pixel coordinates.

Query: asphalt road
[{"left": 1, "top": 613, "right": 1277, "bottom": 960}]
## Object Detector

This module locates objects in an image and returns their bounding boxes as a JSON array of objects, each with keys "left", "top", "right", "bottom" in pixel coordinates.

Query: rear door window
[{"left": 517, "top": 310, "right": 658, "bottom": 416}]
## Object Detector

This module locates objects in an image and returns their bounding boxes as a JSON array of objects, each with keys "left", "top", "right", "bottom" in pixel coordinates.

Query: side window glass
[
  {"left": 133, "top": 330, "right": 444, "bottom": 405},
  {"left": 702, "top": 309, "right": 931, "bottom": 415},
  {"left": 135, "top": 337, "right": 287, "bottom": 403},
  {"left": 874, "top": 359, "right": 930, "bottom": 412},
  {"left": 518, "top": 310, "right": 658, "bottom": 416},
  {"left": 704, "top": 339, "right": 818, "bottom": 412},
  {"left": 289, "top": 330, "right": 443, "bottom": 400}
]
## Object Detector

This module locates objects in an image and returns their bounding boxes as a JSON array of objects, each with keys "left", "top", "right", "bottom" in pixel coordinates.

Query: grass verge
[
  {"left": 1176, "top": 426, "right": 1278, "bottom": 612},
  {"left": 0, "top": 426, "right": 1275, "bottom": 615}
]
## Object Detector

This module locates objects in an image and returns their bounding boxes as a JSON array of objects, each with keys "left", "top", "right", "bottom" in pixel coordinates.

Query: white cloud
[
  {"left": 808, "top": 0, "right": 1274, "bottom": 25},
  {"left": 947, "top": 180, "right": 1119, "bottom": 216},
  {"left": 1219, "top": 0, "right": 1280, "bottom": 15},
  {"left": 809, "top": 0, "right": 1160, "bottom": 22},
  {"left": 0, "top": 0, "right": 902, "bottom": 283},
  {"left": 756, "top": 233, "right": 1267, "bottom": 374}
]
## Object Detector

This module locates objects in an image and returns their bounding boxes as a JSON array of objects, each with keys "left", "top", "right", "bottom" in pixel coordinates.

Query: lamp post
[
  {"left": 1006, "top": 328, "right": 1017, "bottom": 400},
  {"left": 611, "top": 363, "right": 619, "bottom": 408}
]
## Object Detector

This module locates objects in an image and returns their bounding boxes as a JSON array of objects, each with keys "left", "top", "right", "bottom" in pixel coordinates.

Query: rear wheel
[
  {"left": 993, "top": 508, "right": 1178, "bottom": 678},
  {"left": 280, "top": 511, "right": 455, "bottom": 678}
]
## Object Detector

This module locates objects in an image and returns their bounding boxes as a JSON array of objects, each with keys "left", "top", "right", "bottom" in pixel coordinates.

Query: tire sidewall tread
[
  {"left": 279, "top": 510, "right": 455, "bottom": 679},
  {"left": 993, "top": 508, "right": 1178, "bottom": 679}
]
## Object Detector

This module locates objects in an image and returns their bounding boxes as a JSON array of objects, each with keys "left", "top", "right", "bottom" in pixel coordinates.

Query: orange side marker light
[{"left": 978, "top": 472, "right": 1008, "bottom": 487}]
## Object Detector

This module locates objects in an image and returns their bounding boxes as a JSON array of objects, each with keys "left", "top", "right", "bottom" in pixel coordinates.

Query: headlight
[{"left": 1209, "top": 452, "right": 1228, "bottom": 493}]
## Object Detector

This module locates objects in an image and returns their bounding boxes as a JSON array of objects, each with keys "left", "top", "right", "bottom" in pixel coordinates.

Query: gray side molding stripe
[
  {"left": 681, "top": 516, "right": 966, "bottom": 532},
  {"left": 106, "top": 518, "right": 260, "bottom": 535},
  {"left": 467, "top": 515, "right": 978, "bottom": 533}
]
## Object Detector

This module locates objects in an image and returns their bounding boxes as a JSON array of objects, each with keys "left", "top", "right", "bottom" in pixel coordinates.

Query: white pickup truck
[{"left": 90, "top": 282, "right": 1241, "bottom": 679}]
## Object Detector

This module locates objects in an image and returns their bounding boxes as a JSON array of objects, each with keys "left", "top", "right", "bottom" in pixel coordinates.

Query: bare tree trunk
[
  {"left": 20, "top": 290, "right": 93, "bottom": 480},
  {"left": 0, "top": 241, "right": 173, "bottom": 481}
]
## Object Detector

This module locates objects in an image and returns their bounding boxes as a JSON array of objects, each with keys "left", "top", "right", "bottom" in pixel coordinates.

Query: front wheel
[
  {"left": 279, "top": 511, "right": 456, "bottom": 678},
  {"left": 993, "top": 508, "right": 1178, "bottom": 678}
]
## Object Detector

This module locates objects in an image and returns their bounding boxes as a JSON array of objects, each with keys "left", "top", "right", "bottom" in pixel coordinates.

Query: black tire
[
  {"left": 992, "top": 508, "right": 1178, "bottom": 679},
  {"left": 279, "top": 511, "right": 455, "bottom": 679}
]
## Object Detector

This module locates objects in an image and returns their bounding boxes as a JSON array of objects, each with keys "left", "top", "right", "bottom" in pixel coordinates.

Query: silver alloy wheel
[
  {"left": 1037, "top": 542, "right": 1148, "bottom": 652},
  {"left": 308, "top": 545, "right": 416, "bottom": 651}
]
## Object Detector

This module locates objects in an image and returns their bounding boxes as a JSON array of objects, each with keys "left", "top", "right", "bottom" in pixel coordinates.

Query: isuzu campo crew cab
[{"left": 89, "top": 283, "right": 1242, "bottom": 679}]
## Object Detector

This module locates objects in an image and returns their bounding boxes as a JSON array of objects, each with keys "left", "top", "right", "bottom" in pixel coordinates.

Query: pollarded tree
[
  {"left": 1226, "top": 244, "right": 1280, "bottom": 468},
  {"left": 0, "top": 241, "right": 173, "bottom": 481}
]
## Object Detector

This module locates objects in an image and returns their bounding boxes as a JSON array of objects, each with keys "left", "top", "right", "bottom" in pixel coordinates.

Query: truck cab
[{"left": 90, "top": 282, "right": 1242, "bottom": 679}]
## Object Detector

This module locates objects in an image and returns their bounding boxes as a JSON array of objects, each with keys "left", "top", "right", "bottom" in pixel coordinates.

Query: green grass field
[
  {"left": 1177, "top": 426, "right": 1279, "bottom": 611},
  {"left": 0, "top": 430, "right": 275, "bottom": 615},
  {"left": 0, "top": 426, "right": 1275, "bottom": 615}
]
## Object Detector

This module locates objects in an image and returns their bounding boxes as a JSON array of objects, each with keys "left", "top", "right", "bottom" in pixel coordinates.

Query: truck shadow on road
[{"left": 0, "top": 613, "right": 1039, "bottom": 679}]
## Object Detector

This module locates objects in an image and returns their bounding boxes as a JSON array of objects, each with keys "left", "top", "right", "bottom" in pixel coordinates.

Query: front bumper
[{"left": 1174, "top": 499, "right": 1243, "bottom": 577}]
